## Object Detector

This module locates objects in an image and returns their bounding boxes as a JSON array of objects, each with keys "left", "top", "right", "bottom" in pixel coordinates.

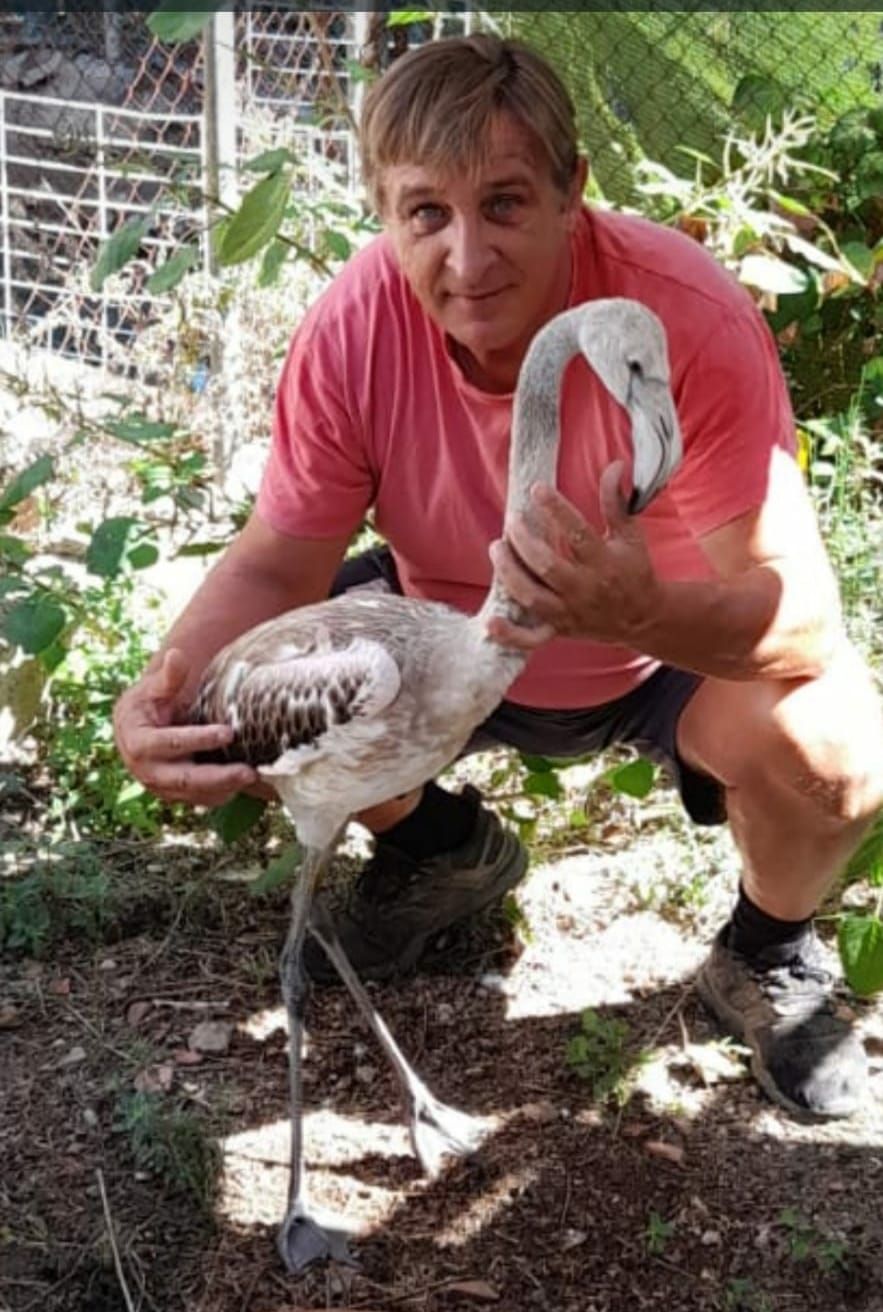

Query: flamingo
[{"left": 191, "top": 298, "right": 682, "bottom": 1273}]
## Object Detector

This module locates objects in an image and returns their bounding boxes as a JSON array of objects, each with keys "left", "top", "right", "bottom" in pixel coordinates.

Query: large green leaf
[
  {"left": 209, "top": 793, "right": 266, "bottom": 844},
  {"left": 2, "top": 596, "right": 66, "bottom": 654},
  {"left": 0, "top": 455, "right": 54, "bottom": 515},
  {"left": 90, "top": 216, "right": 150, "bottom": 292},
  {"left": 147, "top": 4, "right": 216, "bottom": 43},
  {"left": 838, "top": 914, "right": 883, "bottom": 997},
  {"left": 250, "top": 843, "right": 302, "bottom": 896},
  {"left": 243, "top": 147, "right": 295, "bottom": 174},
  {"left": 257, "top": 239, "right": 288, "bottom": 289},
  {"left": 219, "top": 170, "right": 290, "bottom": 267},
  {"left": 86, "top": 516, "right": 139, "bottom": 578},
  {"left": 523, "top": 771, "right": 564, "bottom": 800},
  {"left": 146, "top": 245, "right": 200, "bottom": 294},
  {"left": 386, "top": 11, "right": 433, "bottom": 27},
  {"left": 103, "top": 415, "right": 177, "bottom": 445},
  {"left": 608, "top": 758, "right": 656, "bottom": 800}
]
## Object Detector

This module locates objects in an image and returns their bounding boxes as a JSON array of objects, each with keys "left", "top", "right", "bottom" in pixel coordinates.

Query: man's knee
[
  {"left": 680, "top": 642, "right": 883, "bottom": 827},
  {"left": 754, "top": 644, "right": 883, "bottom": 826}
]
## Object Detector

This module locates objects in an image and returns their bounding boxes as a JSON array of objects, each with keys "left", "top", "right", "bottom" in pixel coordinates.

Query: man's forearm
[{"left": 635, "top": 562, "right": 842, "bottom": 682}]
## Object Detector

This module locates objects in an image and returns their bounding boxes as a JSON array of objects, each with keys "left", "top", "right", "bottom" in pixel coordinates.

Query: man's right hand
[{"left": 113, "top": 648, "right": 258, "bottom": 807}]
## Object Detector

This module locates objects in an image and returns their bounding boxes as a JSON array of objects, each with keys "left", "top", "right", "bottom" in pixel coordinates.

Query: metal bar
[
  {"left": 0, "top": 89, "right": 202, "bottom": 124},
  {"left": 1, "top": 153, "right": 200, "bottom": 189},
  {"left": 0, "top": 93, "right": 11, "bottom": 336}
]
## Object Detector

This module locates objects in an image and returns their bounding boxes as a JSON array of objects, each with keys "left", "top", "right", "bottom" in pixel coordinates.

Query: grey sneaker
[
  {"left": 697, "top": 925, "right": 868, "bottom": 1119},
  {"left": 304, "top": 786, "right": 528, "bottom": 983}
]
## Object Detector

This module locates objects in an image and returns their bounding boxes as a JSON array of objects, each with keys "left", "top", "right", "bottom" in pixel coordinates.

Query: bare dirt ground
[{"left": 3, "top": 778, "right": 883, "bottom": 1312}]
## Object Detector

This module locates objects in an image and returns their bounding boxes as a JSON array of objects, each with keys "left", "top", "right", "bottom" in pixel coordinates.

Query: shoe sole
[{"left": 695, "top": 965, "right": 857, "bottom": 1122}]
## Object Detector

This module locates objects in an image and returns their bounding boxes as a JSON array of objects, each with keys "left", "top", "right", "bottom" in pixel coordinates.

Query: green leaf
[
  {"left": 146, "top": 245, "right": 200, "bottom": 294},
  {"left": 845, "top": 808, "right": 883, "bottom": 885},
  {"left": 386, "top": 10, "right": 433, "bottom": 26},
  {"left": 219, "top": 170, "right": 290, "bottom": 267},
  {"left": 147, "top": 4, "right": 216, "bottom": 43},
  {"left": 838, "top": 914, "right": 883, "bottom": 997},
  {"left": 0, "top": 534, "right": 31, "bottom": 563},
  {"left": 250, "top": 843, "right": 302, "bottom": 896},
  {"left": 175, "top": 540, "right": 226, "bottom": 558},
  {"left": 91, "top": 216, "right": 150, "bottom": 292},
  {"left": 739, "top": 254, "right": 809, "bottom": 296},
  {"left": 243, "top": 147, "right": 295, "bottom": 174},
  {"left": 86, "top": 516, "right": 139, "bottom": 578},
  {"left": 839, "top": 241, "right": 874, "bottom": 281},
  {"left": 855, "top": 151, "right": 883, "bottom": 203},
  {"left": 345, "top": 59, "right": 375, "bottom": 85},
  {"left": 0, "top": 455, "right": 54, "bottom": 514},
  {"left": 731, "top": 73, "right": 787, "bottom": 129},
  {"left": 609, "top": 758, "right": 655, "bottom": 800},
  {"left": 127, "top": 542, "right": 159, "bottom": 570},
  {"left": 324, "top": 230, "right": 352, "bottom": 261},
  {"left": 103, "top": 415, "right": 177, "bottom": 445},
  {"left": 523, "top": 771, "right": 563, "bottom": 800},
  {"left": 209, "top": 793, "right": 266, "bottom": 844},
  {"left": 520, "top": 753, "right": 555, "bottom": 773},
  {"left": 2, "top": 596, "right": 66, "bottom": 654},
  {"left": 257, "top": 239, "right": 288, "bottom": 289},
  {"left": 770, "top": 191, "right": 813, "bottom": 219}
]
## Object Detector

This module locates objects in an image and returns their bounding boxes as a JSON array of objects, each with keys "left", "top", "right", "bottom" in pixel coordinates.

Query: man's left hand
[{"left": 486, "top": 462, "right": 662, "bottom": 651}]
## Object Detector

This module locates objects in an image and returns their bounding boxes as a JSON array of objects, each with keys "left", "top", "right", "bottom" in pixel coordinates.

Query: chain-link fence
[
  {"left": 510, "top": 12, "right": 882, "bottom": 204},
  {"left": 0, "top": 8, "right": 878, "bottom": 365}
]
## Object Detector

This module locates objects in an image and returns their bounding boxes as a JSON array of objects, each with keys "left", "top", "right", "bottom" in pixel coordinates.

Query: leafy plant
[
  {"left": 644, "top": 1209, "right": 675, "bottom": 1256},
  {"left": 113, "top": 1089, "right": 221, "bottom": 1211},
  {"left": 778, "top": 1207, "right": 850, "bottom": 1274},
  {"left": 566, "top": 1007, "right": 644, "bottom": 1106}
]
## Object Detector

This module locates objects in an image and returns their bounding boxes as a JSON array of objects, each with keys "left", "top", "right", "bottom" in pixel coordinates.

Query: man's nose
[{"left": 444, "top": 214, "right": 495, "bottom": 284}]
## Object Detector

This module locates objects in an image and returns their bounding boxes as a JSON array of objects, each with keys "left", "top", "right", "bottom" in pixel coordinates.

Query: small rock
[
  {"left": 98, "top": 958, "right": 117, "bottom": 972},
  {"left": 0, "top": 1005, "right": 22, "bottom": 1029},
  {"left": 82, "top": 1108, "right": 99, "bottom": 1129},
  {"left": 437, "top": 1003, "right": 454, "bottom": 1024},
  {"left": 355, "top": 1064, "right": 377, "bottom": 1085},
  {"left": 58, "top": 1045, "right": 87, "bottom": 1068},
  {"left": 562, "top": 1229, "right": 587, "bottom": 1250},
  {"left": 701, "top": 1229, "right": 721, "bottom": 1246},
  {"left": 188, "top": 1020, "right": 233, "bottom": 1054},
  {"left": 49, "top": 977, "right": 71, "bottom": 995}
]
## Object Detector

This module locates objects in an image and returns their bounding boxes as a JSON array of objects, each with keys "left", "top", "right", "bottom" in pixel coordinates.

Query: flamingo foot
[
  {"left": 276, "top": 1202, "right": 358, "bottom": 1274},
  {"left": 410, "top": 1088, "right": 488, "bottom": 1178}
]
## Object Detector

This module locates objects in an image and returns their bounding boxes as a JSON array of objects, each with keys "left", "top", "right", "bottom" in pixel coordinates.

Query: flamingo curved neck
[{"left": 477, "top": 313, "right": 583, "bottom": 633}]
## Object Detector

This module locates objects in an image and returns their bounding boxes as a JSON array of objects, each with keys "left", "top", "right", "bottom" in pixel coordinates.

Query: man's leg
[{"left": 677, "top": 638, "right": 883, "bottom": 1116}]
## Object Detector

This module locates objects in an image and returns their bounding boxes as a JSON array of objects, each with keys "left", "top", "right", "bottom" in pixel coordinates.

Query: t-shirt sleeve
[
  {"left": 668, "top": 304, "right": 797, "bottom": 538},
  {"left": 255, "top": 316, "right": 375, "bottom": 539}
]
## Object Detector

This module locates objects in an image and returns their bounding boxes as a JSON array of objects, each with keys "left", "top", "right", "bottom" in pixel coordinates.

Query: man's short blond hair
[{"left": 360, "top": 33, "right": 579, "bottom": 212}]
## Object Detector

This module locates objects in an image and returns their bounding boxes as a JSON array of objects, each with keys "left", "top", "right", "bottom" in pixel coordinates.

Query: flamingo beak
[{"left": 626, "top": 373, "right": 683, "bottom": 515}]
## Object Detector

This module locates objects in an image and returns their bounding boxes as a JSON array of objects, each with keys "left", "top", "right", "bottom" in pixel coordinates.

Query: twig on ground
[{"left": 96, "top": 1168, "right": 137, "bottom": 1312}]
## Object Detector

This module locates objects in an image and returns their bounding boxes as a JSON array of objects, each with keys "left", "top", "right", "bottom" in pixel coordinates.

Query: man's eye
[
  {"left": 488, "top": 194, "right": 523, "bottom": 218},
  {"left": 411, "top": 203, "right": 445, "bottom": 228}
]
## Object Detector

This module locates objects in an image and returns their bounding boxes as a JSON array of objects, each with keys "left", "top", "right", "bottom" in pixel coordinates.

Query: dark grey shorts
[{"left": 332, "top": 547, "right": 726, "bottom": 826}]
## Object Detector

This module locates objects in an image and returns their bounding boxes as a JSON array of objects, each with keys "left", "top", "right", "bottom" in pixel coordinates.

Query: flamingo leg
[
  {"left": 309, "top": 897, "right": 487, "bottom": 1178},
  {"left": 276, "top": 844, "right": 357, "bottom": 1274}
]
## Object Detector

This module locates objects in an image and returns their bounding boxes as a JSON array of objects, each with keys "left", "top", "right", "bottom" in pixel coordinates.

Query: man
[{"left": 114, "top": 34, "right": 883, "bottom": 1121}]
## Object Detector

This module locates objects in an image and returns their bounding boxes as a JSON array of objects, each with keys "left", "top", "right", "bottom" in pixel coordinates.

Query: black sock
[
  {"left": 376, "top": 782, "right": 477, "bottom": 862},
  {"left": 727, "top": 884, "right": 814, "bottom": 958}
]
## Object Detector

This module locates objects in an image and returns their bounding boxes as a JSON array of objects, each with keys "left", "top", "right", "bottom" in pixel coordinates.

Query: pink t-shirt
[{"left": 257, "top": 207, "right": 796, "bottom": 709}]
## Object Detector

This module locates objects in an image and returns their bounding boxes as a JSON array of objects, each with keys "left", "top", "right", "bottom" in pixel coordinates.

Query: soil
[{"left": 2, "top": 787, "right": 883, "bottom": 1312}]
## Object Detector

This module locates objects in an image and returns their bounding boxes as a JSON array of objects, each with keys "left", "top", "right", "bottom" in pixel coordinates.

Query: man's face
[{"left": 380, "top": 115, "right": 585, "bottom": 389}]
